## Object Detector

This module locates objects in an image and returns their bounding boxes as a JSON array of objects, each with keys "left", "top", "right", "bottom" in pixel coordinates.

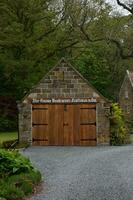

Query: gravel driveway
[{"left": 23, "top": 145, "right": 133, "bottom": 200}]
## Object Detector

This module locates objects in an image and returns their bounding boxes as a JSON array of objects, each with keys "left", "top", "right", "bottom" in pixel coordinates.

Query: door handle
[{"left": 63, "top": 123, "right": 68, "bottom": 126}]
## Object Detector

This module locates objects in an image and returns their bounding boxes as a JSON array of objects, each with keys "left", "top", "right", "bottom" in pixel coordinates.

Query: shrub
[
  {"left": 0, "top": 184, "right": 24, "bottom": 200},
  {"left": 6, "top": 171, "right": 41, "bottom": 194},
  {"left": 110, "top": 103, "right": 128, "bottom": 145},
  {"left": 0, "top": 171, "right": 41, "bottom": 200},
  {"left": 27, "top": 171, "right": 41, "bottom": 184},
  {"left": 7, "top": 174, "right": 33, "bottom": 195},
  {"left": 0, "top": 150, "right": 41, "bottom": 200},
  {"left": 0, "top": 197, "right": 6, "bottom": 200},
  {"left": 25, "top": 170, "right": 42, "bottom": 184},
  {"left": 0, "top": 149, "right": 34, "bottom": 178}
]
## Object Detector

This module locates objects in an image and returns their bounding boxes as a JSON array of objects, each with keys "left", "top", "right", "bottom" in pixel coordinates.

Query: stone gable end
[{"left": 23, "top": 59, "right": 101, "bottom": 103}]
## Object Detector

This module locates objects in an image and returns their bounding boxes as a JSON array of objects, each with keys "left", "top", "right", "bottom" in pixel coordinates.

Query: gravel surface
[{"left": 23, "top": 145, "right": 133, "bottom": 200}]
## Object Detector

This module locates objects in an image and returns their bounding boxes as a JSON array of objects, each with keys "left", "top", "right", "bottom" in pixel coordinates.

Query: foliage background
[{"left": 0, "top": 0, "right": 132, "bottom": 131}]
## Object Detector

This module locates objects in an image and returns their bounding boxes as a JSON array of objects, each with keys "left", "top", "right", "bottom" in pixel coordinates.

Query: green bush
[
  {"left": 110, "top": 103, "right": 128, "bottom": 145},
  {"left": 0, "top": 150, "right": 41, "bottom": 200},
  {"left": 0, "top": 184, "right": 24, "bottom": 200},
  {"left": 0, "top": 149, "right": 34, "bottom": 178},
  {"left": 0, "top": 172, "right": 41, "bottom": 200},
  {"left": 7, "top": 174, "right": 33, "bottom": 195},
  {"left": 29, "top": 170, "right": 42, "bottom": 184},
  {"left": 6, "top": 171, "right": 41, "bottom": 194},
  {"left": 0, "top": 197, "right": 6, "bottom": 200},
  {"left": 0, "top": 171, "right": 41, "bottom": 199}
]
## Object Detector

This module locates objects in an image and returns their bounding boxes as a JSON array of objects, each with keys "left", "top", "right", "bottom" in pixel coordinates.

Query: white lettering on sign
[{"left": 32, "top": 98, "right": 97, "bottom": 104}]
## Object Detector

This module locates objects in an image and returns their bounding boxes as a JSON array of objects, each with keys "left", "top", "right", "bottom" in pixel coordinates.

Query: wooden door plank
[
  {"left": 57, "top": 105, "right": 64, "bottom": 145},
  {"left": 79, "top": 104, "right": 96, "bottom": 146},
  {"left": 73, "top": 105, "right": 80, "bottom": 145},
  {"left": 32, "top": 104, "right": 49, "bottom": 145},
  {"left": 48, "top": 105, "right": 55, "bottom": 145},
  {"left": 63, "top": 104, "right": 74, "bottom": 145},
  {"left": 48, "top": 104, "right": 64, "bottom": 145}
]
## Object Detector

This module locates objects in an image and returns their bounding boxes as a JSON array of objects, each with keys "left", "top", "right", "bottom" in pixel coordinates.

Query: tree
[
  {"left": 0, "top": 0, "right": 78, "bottom": 99},
  {"left": 116, "top": 0, "right": 133, "bottom": 14},
  {"left": 114, "top": 0, "right": 133, "bottom": 59},
  {"left": 62, "top": 0, "right": 133, "bottom": 99},
  {"left": 67, "top": 0, "right": 133, "bottom": 60},
  {"left": 0, "top": 0, "right": 132, "bottom": 101}
]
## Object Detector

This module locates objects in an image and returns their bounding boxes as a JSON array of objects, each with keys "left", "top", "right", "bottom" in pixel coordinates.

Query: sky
[{"left": 106, "top": 0, "right": 130, "bottom": 15}]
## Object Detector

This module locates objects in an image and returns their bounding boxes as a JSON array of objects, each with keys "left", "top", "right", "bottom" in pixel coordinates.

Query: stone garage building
[{"left": 18, "top": 58, "right": 110, "bottom": 146}]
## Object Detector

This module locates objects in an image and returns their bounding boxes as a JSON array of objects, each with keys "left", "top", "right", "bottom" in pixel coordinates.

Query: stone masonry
[
  {"left": 18, "top": 58, "right": 111, "bottom": 145},
  {"left": 119, "top": 70, "right": 133, "bottom": 133}
]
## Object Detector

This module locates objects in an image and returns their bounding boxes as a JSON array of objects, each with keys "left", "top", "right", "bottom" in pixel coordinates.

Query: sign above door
[{"left": 32, "top": 98, "right": 97, "bottom": 104}]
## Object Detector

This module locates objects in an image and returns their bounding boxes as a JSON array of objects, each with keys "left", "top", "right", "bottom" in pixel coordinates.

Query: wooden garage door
[
  {"left": 80, "top": 104, "right": 96, "bottom": 146},
  {"left": 32, "top": 104, "right": 96, "bottom": 146}
]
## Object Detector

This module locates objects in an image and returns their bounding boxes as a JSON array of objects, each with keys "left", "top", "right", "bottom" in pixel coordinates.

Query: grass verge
[{"left": 0, "top": 132, "right": 18, "bottom": 146}]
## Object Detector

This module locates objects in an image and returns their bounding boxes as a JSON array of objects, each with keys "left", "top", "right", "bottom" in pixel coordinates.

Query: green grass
[
  {"left": 0, "top": 132, "right": 30, "bottom": 149},
  {"left": 0, "top": 132, "right": 18, "bottom": 145}
]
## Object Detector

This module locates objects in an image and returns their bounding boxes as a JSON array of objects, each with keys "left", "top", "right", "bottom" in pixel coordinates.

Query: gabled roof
[
  {"left": 127, "top": 70, "right": 133, "bottom": 87},
  {"left": 20, "top": 58, "right": 110, "bottom": 103}
]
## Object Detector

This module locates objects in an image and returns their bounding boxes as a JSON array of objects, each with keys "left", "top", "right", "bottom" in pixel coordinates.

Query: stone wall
[
  {"left": 23, "top": 60, "right": 100, "bottom": 102},
  {"left": 18, "top": 59, "right": 110, "bottom": 145},
  {"left": 97, "top": 102, "right": 110, "bottom": 145},
  {"left": 18, "top": 103, "right": 32, "bottom": 143},
  {"left": 119, "top": 73, "right": 133, "bottom": 133},
  {"left": 119, "top": 74, "right": 133, "bottom": 119}
]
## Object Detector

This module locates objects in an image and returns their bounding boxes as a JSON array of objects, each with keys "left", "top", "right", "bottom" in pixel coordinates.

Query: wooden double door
[{"left": 32, "top": 104, "right": 96, "bottom": 146}]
